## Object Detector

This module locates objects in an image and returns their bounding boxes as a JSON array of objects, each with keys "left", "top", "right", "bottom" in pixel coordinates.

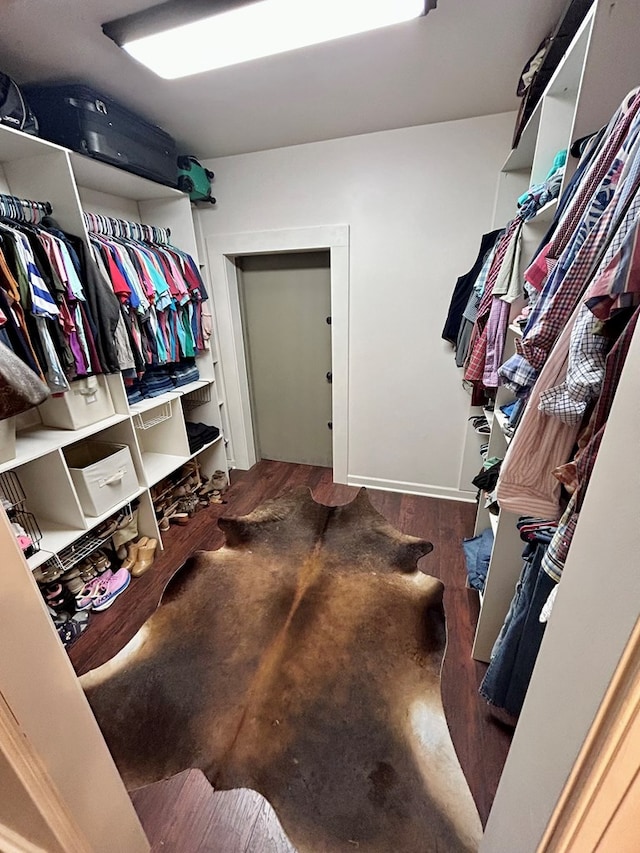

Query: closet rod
[
  {"left": 0, "top": 193, "right": 53, "bottom": 224},
  {"left": 83, "top": 212, "right": 171, "bottom": 245}
]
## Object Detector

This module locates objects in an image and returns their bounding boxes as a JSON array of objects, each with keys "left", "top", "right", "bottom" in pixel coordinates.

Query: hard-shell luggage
[
  {"left": 177, "top": 155, "right": 216, "bottom": 204},
  {"left": 24, "top": 83, "right": 177, "bottom": 187}
]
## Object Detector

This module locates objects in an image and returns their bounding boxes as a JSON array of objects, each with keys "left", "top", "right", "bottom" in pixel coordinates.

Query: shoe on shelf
[
  {"left": 121, "top": 537, "right": 148, "bottom": 571},
  {"left": 131, "top": 538, "right": 158, "bottom": 578},
  {"left": 91, "top": 569, "right": 131, "bottom": 612},
  {"left": 75, "top": 572, "right": 113, "bottom": 610}
]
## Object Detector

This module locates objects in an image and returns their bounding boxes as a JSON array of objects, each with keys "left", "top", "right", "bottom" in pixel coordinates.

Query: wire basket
[
  {"left": 0, "top": 470, "right": 27, "bottom": 512},
  {"left": 11, "top": 509, "right": 42, "bottom": 559},
  {"left": 133, "top": 401, "right": 172, "bottom": 430},
  {"left": 182, "top": 384, "right": 212, "bottom": 410}
]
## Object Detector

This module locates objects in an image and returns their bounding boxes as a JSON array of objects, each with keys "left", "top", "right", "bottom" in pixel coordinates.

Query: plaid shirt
[
  {"left": 499, "top": 132, "right": 640, "bottom": 394},
  {"left": 525, "top": 89, "right": 640, "bottom": 292},
  {"left": 465, "top": 218, "right": 522, "bottom": 384},
  {"left": 541, "top": 304, "right": 640, "bottom": 581}
]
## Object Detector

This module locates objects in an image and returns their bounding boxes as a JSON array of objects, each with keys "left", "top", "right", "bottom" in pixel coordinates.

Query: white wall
[{"left": 198, "top": 112, "right": 514, "bottom": 496}]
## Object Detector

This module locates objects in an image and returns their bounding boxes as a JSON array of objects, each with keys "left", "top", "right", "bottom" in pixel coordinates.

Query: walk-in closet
[{"left": 0, "top": 0, "right": 639, "bottom": 851}]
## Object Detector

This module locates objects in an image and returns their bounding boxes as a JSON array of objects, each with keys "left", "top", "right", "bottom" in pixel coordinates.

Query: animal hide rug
[{"left": 82, "top": 487, "right": 482, "bottom": 852}]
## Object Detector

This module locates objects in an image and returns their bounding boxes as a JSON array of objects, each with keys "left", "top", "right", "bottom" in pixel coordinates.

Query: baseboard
[{"left": 347, "top": 475, "right": 476, "bottom": 503}]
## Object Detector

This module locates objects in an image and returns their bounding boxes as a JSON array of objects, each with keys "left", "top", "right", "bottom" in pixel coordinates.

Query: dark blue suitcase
[{"left": 24, "top": 84, "right": 177, "bottom": 187}]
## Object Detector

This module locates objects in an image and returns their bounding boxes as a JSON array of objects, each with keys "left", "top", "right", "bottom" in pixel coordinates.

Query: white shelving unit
[
  {"left": 0, "top": 122, "right": 229, "bottom": 575},
  {"left": 456, "top": 0, "right": 640, "bottom": 663}
]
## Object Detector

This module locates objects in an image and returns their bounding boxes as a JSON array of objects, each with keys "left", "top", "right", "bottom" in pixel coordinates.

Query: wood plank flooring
[{"left": 69, "top": 461, "right": 513, "bottom": 851}]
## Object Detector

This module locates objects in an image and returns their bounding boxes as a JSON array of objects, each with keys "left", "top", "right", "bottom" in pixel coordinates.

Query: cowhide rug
[{"left": 81, "top": 488, "right": 482, "bottom": 852}]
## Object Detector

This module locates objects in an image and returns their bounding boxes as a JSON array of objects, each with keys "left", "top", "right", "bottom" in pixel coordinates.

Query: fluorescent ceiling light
[{"left": 113, "top": 0, "right": 427, "bottom": 80}]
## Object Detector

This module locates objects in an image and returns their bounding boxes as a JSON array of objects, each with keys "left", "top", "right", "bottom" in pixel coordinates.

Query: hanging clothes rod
[
  {"left": 0, "top": 193, "right": 53, "bottom": 223},
  {"left": 83, "top": 211, "right": 171, "bottom": 245}
]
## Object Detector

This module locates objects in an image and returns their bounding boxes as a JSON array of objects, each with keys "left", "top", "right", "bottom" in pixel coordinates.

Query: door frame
[{"left": 205, "top": 226, "right": 349, "bottom": 482}]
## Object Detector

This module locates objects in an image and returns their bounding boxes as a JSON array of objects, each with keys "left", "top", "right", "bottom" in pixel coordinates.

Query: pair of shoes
[
  {"left": 33, "top": 563, "right": 63, "bottom": 584},
  {"left": 42, "top": 581, "right": 77, "bottom": 615},
  {"left": 121, "top": 537, "right": 158, "bottom": 577},
  {"left": 76, "top": 568, "right": 131, "bottom": 612}
]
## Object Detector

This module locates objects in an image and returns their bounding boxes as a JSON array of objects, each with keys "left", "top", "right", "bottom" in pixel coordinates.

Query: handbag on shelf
[{"left": 0, "top": 342, "right": 50, "bottom": 419}]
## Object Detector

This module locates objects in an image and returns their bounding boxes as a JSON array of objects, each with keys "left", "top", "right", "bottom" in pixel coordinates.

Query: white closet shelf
[
  {"left": 187, "top": 434, "right": 223, "bottom": 462},
  {"left": 142, "top": 452, "right": 191, "bottom": 486},
  {"left": 28, "top": 486, "right": 147, "bottom": 572},
  {"left": 176, "top": 379, "right": 213, "bottom": 397},
  {"left": 494, "top": 409, "right": 513, "bottom": 445},
  {"left": 128, "top": 380, "right": 214, "bottom": 415},
  {"left": 85, "top": 485, "right": 146, "bottom": 530},
  {"left": 129, "top": 392, "right": 179, "bottom": 414},
  {"left": 0, "top": 414, "right": 131, "bottom": 476},
  {"left": 489, "top": 512, "right": 499, "bottom": 535},
  {"left": 69, "top": 152, "right": 184, "bottom": 201},
  {"left": 525, "top": 198, "right": 558, "bottom": 225},
  {"left": 483, "top": 408, "right": 495, "bottom": 427},
  {"left": 0, "top": 124, "right": 67, "bottom": 162},
  {"left": 508, "top": 323, "right": 524, "bottom": 337},
  {"left": 34, "top": 522, "right": 87, "bottom": 567}
]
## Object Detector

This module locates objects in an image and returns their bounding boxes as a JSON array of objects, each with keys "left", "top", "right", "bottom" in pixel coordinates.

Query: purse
[{"left": 0, "top": 342, "right": 50, "bottom": 419}]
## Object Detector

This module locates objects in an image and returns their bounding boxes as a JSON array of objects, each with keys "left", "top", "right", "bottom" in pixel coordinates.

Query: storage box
[
  {"left": 65, "top": 441, "right": 138, "bottom": 517},
  {"left": 39, "top": 376, "right": 115, "bottom": 430}
]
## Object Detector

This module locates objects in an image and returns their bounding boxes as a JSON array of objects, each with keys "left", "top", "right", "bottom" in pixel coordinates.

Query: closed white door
[{"left": 238, "top": 251, "right": 332, "bottom": 467}]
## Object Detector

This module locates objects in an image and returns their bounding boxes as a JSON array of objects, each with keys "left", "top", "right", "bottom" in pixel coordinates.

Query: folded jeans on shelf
[{"left": 462, "top": 527, "right": 494, "bottom": 592}]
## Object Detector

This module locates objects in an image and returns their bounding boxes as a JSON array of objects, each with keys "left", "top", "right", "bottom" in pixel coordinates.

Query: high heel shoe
[
  {"left": 131, "top": 538, "right": 158, "bottom": 577},
  {"left": 121, "top": 537, "right": 148, "bottom": 571}
]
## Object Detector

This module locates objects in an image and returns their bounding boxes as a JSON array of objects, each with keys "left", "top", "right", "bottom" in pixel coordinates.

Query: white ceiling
[{"left": 0, "top": 0, "right": 567, "bottom": 158}]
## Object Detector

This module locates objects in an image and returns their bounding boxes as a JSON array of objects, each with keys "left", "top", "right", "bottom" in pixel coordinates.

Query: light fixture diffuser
[{"left": 107, "top": 0, "right": 428, "bottom": 80}]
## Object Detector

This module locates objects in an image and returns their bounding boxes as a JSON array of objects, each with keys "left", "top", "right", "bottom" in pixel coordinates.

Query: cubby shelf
[
  {"left": 466, "top": 2, "right": 602, "bottom": 664},
  {"left": 0, "top": 121, "right": 230, "bottom": 593},
  {"left": 0, "top": 414, "right": 131, "bottom": 476}
]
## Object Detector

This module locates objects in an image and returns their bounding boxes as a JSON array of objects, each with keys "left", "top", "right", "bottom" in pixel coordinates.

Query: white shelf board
[
  {"left": 28, "top": 548, "right": 56, "bottom": 571},
  {"left": 483, "top": 408, "right": 495, "bottom": 427},
  {"left": 508, "top": 323, "right": 524, "bottom": 337},
  {"left": 188, "top": 434, "right": 223, "bottom": 462},
  {"left": 129, "top": 392, "right": 179, "bottom": 415},
  {"left": 70, "top": 152, "right": 184, "bottom": 202},
  {"left": 494, "top": 409, "right": 513, "bottom": 445},
  {"left": 0, "top": 414, "right": 131, "bottom": 475},
  {"left": 525, "top": 198, "right": 558, "bottom": 226},
  {"left": 83, "top": 486, "right": 146, "bottom": 530},
  {"left": 502, "top": 98, "right": 543, "bottom": 172},
  {"left": 142, "top": 452, "right": 190, "bottom": 486},
  {"left": 37, "top": 521, "right": 88, "bottom": 561},
  {"left": 489, "top": 512, "right": 499, "bottom": 535},
  {"left": 176, "top": 379, "right": 212, "bottom": 397},
  {"left": 0, "top": 124, "right": 67, "bottom": 163}
]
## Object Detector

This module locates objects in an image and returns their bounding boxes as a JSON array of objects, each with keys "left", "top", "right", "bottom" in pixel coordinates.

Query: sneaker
[
  {"left": 91, "top": 569, "right": 131, "bottom": 612},
  {"left": 75, "top": 572, "right": 113, "bottom": 610}
]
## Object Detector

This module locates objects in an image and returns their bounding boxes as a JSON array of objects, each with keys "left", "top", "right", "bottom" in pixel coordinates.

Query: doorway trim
[{"left": 205, "top": 226, "right": 349, "bottom": 483}]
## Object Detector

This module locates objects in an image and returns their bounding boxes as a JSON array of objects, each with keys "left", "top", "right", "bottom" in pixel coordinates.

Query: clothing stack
[{"left": 186, "top": 421, "right": 220, "bottom": 454}]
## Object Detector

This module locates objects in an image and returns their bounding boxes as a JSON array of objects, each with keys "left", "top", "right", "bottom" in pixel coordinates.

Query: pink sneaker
[
  {"left": 75, "top": 572, "right": 113, "bottom": 610},
  {"left": 91, "top": 569, "right": 131, "bottom": 612}
]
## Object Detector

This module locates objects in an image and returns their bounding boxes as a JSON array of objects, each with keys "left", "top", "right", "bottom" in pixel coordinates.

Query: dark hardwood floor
[{"left": 69, "top": 461, "right": 512, "bottom": 851}]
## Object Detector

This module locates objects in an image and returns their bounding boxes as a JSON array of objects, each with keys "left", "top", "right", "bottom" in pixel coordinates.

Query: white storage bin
[
  {"left": 39, "top": 376, "right": 115, "bottom": 430},
  {"left": 65, "top": 441, "right": 138, "bottom": 517},
  {"left": 0, "top": 417, "right": 16, "bottom": 463}
]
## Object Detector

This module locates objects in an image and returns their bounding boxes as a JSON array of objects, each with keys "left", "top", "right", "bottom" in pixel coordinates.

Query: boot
[
  {"left": 131, "top": 538, "right": 158, "bottom": 578},
  {"left": 121, "top": 537, "right": 148, "bottom": 571}
]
